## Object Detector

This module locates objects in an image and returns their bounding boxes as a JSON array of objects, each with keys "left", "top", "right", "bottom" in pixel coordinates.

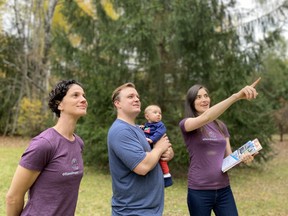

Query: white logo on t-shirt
[{"left": 71, "top": 158, "right": 79, "bottom": 170}]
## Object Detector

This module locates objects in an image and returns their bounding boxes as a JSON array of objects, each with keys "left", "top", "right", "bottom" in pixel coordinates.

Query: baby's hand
[{"left": 146, "top": 138, "right": 153, "bottom": 144}]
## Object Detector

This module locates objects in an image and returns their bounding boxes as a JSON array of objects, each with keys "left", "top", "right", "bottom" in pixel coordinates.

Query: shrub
[{"left": 17, "top": 97, "right": 49, "bottom": 137}]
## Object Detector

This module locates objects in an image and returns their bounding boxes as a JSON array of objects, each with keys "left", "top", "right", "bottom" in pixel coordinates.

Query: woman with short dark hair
[{"left": 6, "top": 79, "right": 88, "bottom": 216}]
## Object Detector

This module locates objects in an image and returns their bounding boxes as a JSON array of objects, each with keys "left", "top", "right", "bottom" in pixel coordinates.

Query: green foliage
[
  {"left": 261, "top": 54, "right": 288, "bottom": 109},
  {"left": 222, "top": 97, "right": 276, "bottom": 162},
  {"left": 256, "top": 38, "right": 288, "bottom": 139},
  {"left": 76, "top": 108, "right": 114, "bottom": 169},
  {"left": 1, "top": 0, "right": 287, "bottom": 172},
  {"left": 77, "top": 123, "right": 110, "bottom": 169},
  {"left": 0, "top": 34, "right": 23, "bottom": 135},
  {"left": 17, "top": 97, "right": 50, "bottom": 137},
  {"left": 45, "top": 0, "right": 281, "bottom": 169}
]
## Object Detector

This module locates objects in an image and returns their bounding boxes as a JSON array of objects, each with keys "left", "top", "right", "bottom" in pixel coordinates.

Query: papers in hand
[{"left": 222, "top": 138, "right": 262, "bottom": 173}]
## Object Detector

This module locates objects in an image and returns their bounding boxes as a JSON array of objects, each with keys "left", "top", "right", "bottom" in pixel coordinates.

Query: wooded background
[{"left": 1, "top": 0, "right": 288, "bottom": 172}]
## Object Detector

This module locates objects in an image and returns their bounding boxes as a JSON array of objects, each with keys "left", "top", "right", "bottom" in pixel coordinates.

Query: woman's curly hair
[{"left": 48, "top": 80, "right": 82, "bottom": 117}]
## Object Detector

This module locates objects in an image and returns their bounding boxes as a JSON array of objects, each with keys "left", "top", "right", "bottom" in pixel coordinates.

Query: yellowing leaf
[
  {"left": 69, "top": 34, "right": 82, "bottom": 47},
  {"left": 52, "top": 3, "right": 67, "bottom": 30},
  {"left": 101, "top": 0, "right": 120, "bottom": 21},
  {"left": 76, "top": 0, "right": 96, "bottom": 19}
]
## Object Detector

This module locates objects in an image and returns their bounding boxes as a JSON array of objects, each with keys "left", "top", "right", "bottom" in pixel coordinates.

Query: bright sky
[
  {"left": 2, "top": 0, "right": 287, "bottom": 39},
  {"left": 229, "top": 0, "right": 288, "bottom": 41}
]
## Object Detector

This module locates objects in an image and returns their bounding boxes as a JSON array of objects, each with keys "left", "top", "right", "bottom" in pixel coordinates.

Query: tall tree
[
  {"left": 49, "top": 0, "right": 279, "bottom": 169},
  {"left": 0, "top": 0, "right": 58, "bottom": 135}
]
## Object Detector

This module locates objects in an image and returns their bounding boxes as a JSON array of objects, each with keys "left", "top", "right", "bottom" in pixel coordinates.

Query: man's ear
[{"left": 114, "top": 99, "right": 120, "bottom": 108}]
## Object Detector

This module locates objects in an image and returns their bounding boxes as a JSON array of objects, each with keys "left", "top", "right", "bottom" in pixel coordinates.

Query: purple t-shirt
[
  {"left": 179, "top": 119, "right": 230, "bottom": 190},
  {"left": 19, "top": 128, "right": 84, "bottom": 216}
]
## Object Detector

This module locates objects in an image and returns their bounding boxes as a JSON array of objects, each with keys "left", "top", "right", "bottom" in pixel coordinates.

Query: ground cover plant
[{"left": 1, "top": 136, "right": 288, "bottom": 216}]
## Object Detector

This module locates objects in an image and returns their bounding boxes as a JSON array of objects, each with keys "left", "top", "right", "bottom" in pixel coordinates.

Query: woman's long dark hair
[
  {"left": 184, "top": 84, "right": 225, "bottom": 135},
  {"left": 184, "top": 84, "right": 208, "bottom": 118}
]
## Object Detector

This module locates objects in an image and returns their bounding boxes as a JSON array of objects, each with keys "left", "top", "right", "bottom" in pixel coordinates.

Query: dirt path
[{"left": 0, "top": 136, "right": 30, "bottom": 147}]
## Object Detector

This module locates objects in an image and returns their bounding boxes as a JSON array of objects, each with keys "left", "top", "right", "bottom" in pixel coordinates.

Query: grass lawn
[{"left": 1, "top": 136, "right": 288, "bottom": 216}]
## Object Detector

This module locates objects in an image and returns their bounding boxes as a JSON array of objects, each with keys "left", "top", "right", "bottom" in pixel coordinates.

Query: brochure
[{"left": 222, "top": 138, "right": 262, "bottom": 173}]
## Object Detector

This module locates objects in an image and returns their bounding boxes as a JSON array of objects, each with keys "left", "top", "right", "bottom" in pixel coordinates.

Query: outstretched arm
[{"left": 184, "top": 78, "right": 261, "bottom": 132}]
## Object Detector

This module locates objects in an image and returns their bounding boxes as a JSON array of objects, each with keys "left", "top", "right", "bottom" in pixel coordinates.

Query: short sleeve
[
  {"left": 110, "top": 128, "right": 147, "bottom": 171},
  {"left": 19, "top": 137, "right": 54, "bottom": 171}
]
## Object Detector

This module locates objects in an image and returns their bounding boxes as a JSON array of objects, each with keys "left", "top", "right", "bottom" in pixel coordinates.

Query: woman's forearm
[
  {"left": 202, "top": 93, "right": 239, "bottom": 123},
  {"left": 6, "top": 195, "right": 24, "bottom": 216}
]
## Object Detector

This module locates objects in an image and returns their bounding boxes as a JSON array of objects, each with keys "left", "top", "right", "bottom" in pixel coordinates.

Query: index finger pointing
[{"left": 250, "top": 77, "right": 261, "bottom": 88}]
